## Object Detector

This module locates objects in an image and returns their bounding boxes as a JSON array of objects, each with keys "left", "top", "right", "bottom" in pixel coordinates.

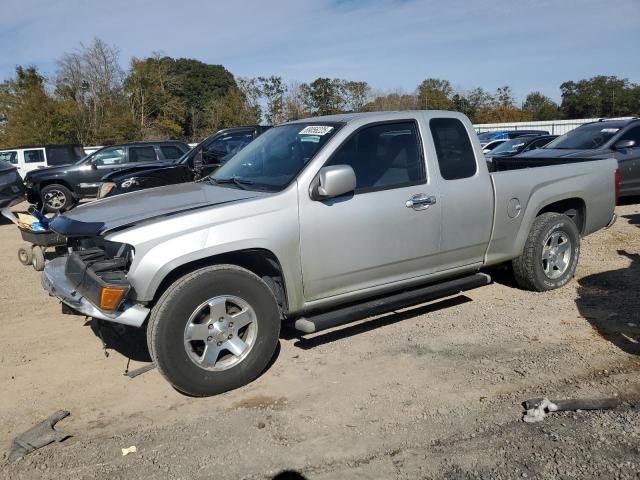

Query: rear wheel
[
  {"left": 17, "top": 245, "right": 33, "bottom": 266},
  {"left": 41, "top": 184, "right": 74, "bottom": 213},
  {"left": 512, "top": 213, "right": 580, "bottom": 291},
  {"left": 147, "top": 265, "right": 281, "bottom": 396}
]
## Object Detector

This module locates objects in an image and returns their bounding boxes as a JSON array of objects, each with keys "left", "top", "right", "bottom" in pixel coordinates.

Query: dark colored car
[
  {"left": 0, "top": 160, "right": 25, "bottom": 209},
  {"left": 485, "top": 135, "right": 557, "bottom": 159},
  {"left": 477, "top": 130, "right": 549, "bottom": 146},
  {"left": 97, "top": 126, "right": 269, "bottom": 199},
  {"left": 518, "top": 119, "right": 640, "bottom": 197},
  {"left": 24, "top": 141, "right": 190, "bottom": 212}
]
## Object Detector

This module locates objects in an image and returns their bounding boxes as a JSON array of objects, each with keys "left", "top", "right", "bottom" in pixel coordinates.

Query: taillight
[{"left": 614, "top": 168, "right": 621, "bottom": 205}]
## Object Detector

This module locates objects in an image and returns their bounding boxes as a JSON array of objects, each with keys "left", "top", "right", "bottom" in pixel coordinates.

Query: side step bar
[{"left": 294, "top": 273, "right": 491, "bottom": 334}]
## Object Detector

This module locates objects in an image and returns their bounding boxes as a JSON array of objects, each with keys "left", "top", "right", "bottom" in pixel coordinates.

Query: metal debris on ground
[
  {"left": 121, "top": 445, "right": 137, "bottom": 456},
  {"left": 523, "top": 398, "right": 558, "bottom": 423},
  {"left": 8, "top": 410, "right": 70, "bottom": 462},
  {"left": 124, "top": 363, "right": 155, "bottom": 379},
  {"left": 523, "top": 397, "right": 620, "bottom": 423}
]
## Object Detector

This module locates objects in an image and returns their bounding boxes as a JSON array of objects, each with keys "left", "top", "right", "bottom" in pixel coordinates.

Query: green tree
[
  {"left": 300, "top": 78, "right": 346, "bottom": 116},
  {"left": 207, "top": 87, "right": 260, "bottom": 131},
  {"left": 523, "top": 92, "right": 561, "bottom": 120},
  {"left": 363, "top": 91, "right": 419, "bottom": 111},
  {"left": 560, "top": 76, "right": 638, "bottom": 119},
  {"left": 342, "top": 81, "right": 371, "bottom": 112},
  {"left": 236, "top": 77, "right": 262, "bottom": 124},
  {"left": 0, "top": 66, "right": 76, "bottom": 147},
  {"left": 417, "top": 78, "right": 454, "bottom": 110},
  {"left": 124, "top": 54, "right": 186, "bottom": 139},
  {"left": 168, "top": 58, "right": 236, "bottom": 139},
  {"left": 283, "top": 81, "right": 309, "bottom": 120},
  {"left": 258, "top": 76, "right": 287, "bottom": 124}
]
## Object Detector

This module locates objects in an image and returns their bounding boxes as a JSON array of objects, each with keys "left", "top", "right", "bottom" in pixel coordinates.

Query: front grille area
[{"left": 64, "top": 247, "right": 131, "bottom": 309}]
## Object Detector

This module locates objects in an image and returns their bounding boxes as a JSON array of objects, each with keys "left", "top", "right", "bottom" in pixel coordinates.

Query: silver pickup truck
[{"left": 42, "top": 111, "right": 618, "bottom": 396}]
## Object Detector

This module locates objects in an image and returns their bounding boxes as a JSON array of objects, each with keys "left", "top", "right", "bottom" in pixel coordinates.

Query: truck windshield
[
  {"left": 208, "top": 123, "right": 341, "bottom": 191},
  {"left": 543, "top": 124, "right": 620, "bottom": 150}
]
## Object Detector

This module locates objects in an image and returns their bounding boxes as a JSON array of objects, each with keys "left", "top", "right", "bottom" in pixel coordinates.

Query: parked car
[
  {"left": 518, "top": 119, "right": 640, "bottom": 197},
  {"left": 24, "top": 141, "right": 190, "bottom": 212},
  {"left": 0, "top": 160, "right": 25, "bottom": 209},
  {"left": 42, "top": 111, "right": 617, "bottom": 396},
  {"left": 481, "top": 139, "right": 507, "bottom": 154},
  {"left": 485, "top": 135, "right": 557, "bottom": 159},
  {"left": 97, "top": 126, "right": 268, "bottom": 199},
  {"left": 0, "top": 145, "right": 85, "bottom": 178},
  {"left": 477, "top": 130, "right": 549, "bottom": 146}
]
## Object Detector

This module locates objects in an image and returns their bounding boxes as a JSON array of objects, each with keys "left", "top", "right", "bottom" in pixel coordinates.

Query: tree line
[{"left": 1, "top": 37, "right": 639, "bottom": 148}]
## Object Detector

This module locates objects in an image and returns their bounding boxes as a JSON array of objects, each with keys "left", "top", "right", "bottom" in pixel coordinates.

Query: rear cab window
[{"left": 429, "top": 118, "right": 477, "bottom": 180}]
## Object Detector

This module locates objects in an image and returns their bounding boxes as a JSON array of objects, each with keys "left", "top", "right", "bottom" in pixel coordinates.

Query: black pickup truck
[
  {"left": 97, "top": 126, "right": 269, "bottom": 199},
  {"left": 24, "top": 141, "right": 190, "bottom": 212}
]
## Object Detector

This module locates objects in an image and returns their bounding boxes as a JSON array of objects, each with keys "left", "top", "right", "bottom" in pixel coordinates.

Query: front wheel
[
  {"left": 147, "top": 265, "right": 281, "bottom": 396},
  {"left": 512, "top": 212, "right": 580, "bottom": 291}
]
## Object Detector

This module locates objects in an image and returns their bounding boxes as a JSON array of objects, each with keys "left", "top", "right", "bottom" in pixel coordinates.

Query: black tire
[
  {"left": 18, "top": 245, "right": 33, "bottom": 266},
  {"left": 41, "top": 184, "right": 74, "bottom": 213},
  {"left": 31, "top": 247, "right": 46, "bottom": 271},
  {"left": 147, "top": 265, "right": 281, "bottom": 396},
  {"left": 512, "top": 213, "right": 580, "bottom": 291}
]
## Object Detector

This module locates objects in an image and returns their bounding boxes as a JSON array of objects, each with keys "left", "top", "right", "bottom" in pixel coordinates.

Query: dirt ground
[{"left": 1, "top": 201, "right": 639, "bottom": 479}]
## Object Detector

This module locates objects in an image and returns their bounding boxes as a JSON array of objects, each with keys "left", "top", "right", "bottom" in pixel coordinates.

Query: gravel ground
[{"left": 0, "top": 201, "right": 639, "bottom": 479}]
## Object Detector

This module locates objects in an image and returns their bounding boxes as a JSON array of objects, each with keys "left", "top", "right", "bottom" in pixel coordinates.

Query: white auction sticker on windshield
[
  {"left": 601, "top": 128, "right": 619, "bottom": 133},
  {"left": 299, "top": 126, "right": 334, "bottom": 136}
]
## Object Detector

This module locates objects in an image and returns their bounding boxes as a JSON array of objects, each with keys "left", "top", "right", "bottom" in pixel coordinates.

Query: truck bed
[{"left": 485, "top": 157, "right": 618, "bottom": 266}]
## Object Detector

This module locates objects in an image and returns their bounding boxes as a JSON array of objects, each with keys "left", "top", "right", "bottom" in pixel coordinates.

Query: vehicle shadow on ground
[
  {"left": 87, "top": 319, "right": 152, "bottom": 362},
  {"left": 622, "top": 213, "right": 640, "bottom": 226},
  {"left": 576, "top": 250, "right": 640, "bottom": 356},
  {"left": 283, "top": 295, "right": 472, "bottom": 350},
  {"left": 273, "top": 471, "right": 307, "bottom": 480},
  {"left": 618, "top": 195, "right": 640, "bottom": 206},
  {"left": 85, "top": 318, "right": 282, "bottom": 382}
]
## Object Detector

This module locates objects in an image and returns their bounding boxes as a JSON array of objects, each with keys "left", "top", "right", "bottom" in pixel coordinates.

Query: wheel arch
[
  {"left": 150, "top": 248, "right": 289, "bottom": 315},
  {"left": 39, "top": 179, "right": 77, "bottom": 196},
  {"left": 536, "top": 197, "right": 586, "bottom": 234}
]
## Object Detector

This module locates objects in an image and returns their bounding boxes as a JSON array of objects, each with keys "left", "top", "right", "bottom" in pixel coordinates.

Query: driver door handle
[{"left": 406, "top": 194, "right": 437, "bottom": 210}]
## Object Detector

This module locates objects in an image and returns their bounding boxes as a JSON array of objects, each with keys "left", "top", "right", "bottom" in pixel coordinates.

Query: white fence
[{"left": 474, "top": 117, "right": 634, "bottom": 136}]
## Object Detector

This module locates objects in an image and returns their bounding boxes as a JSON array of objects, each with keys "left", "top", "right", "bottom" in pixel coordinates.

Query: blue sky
[{"left": 1, "top": 0, "right": 639, "bottom": 103}]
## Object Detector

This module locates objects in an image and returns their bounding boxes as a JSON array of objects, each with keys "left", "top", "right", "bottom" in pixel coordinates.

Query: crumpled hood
[
  {"left": 51, "top": 182, "right": 268, "bottom": 237},
  {"left": 518, "top": 148, "right": 611, "bottom": 159}
]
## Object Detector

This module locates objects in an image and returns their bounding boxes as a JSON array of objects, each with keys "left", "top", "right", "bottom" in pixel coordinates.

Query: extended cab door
[
  {"left": 299, "top": 120, "right": 443, "bottom": 301},
  {"left": 428, "top": 117, "right": 493, "bottom": 269}
]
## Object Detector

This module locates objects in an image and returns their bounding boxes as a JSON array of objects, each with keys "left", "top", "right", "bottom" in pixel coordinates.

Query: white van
[{"left": 0, "top": 145, "right": 85, "bottom": 178}]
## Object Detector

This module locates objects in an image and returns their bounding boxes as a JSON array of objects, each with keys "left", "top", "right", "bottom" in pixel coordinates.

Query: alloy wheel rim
[
  {"left": 183, "top": 295, "right": 258, "bottom": 371},
  {"left": 44, "top": 189, "right": 66, "bottom": 209},
  {"left": 541, "top": 231, "right": 571, "bottom": 279}
]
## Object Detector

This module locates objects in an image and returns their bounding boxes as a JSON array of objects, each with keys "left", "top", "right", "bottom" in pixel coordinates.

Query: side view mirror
[
  {"left": 614, "top": 139, "right": 636, "bottom": 150},
  {"left": 311, "top": 165, "right": 356, "bottom": 200},
  {"left": 89, "top": 158, "right": 98, "bottom": 170}
]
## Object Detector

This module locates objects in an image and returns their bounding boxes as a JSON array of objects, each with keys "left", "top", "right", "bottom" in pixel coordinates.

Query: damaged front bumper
[{"left": 42, "top": 257, "right": 150, "bottom": 327}]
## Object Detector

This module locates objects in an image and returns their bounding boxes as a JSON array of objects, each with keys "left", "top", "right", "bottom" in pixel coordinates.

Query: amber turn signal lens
[{"left": 100, "top": 286, "right": 127, "bottom": 311}]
